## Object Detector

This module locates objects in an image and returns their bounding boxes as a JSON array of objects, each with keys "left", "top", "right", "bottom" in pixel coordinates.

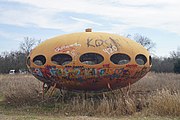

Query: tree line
[
  {"left": 0, "top": 37, "right": 40, "bottom": 74},
  {"left": 0, "top": 35, "right": 180, "bottom": 74}
]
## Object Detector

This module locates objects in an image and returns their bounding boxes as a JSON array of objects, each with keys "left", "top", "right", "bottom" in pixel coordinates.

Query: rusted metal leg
[
  {"left": 48, "top": 83, "right": 57, "bottom": 98},
  {"left": 42, "top": 82, "right": 53, "bottom": 100},
  {"left": 107, "top": 83, "right": 113, "bottom": 91},
  {"left": 55, "top": 89, "right": 64, "bottom": 102},
  {"left": 126, "top": 82, "right": 131, "bottom": 97},
  {"left": 42, "top": 82, "right": 45, "bottom": 100}
]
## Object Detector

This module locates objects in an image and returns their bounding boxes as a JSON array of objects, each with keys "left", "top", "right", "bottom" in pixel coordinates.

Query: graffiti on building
[
  {"left": 55, "top": 43, "right": 81, "bottom": 57},
  {"left": 31, "top": 64, "right": 149, "bottom": 88},
  {"left": 87, "top": 37, "right": 121, "bottom": 54}
]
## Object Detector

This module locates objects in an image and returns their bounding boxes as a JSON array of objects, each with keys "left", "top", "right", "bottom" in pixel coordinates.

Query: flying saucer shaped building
[{"left": 27, "top": 29, "right": 152, "bottom": 92}]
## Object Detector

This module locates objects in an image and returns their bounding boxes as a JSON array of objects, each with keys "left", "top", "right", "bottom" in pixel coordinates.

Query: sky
[{"left": 0, "top": 0, "right": 180, "bottom": 57}]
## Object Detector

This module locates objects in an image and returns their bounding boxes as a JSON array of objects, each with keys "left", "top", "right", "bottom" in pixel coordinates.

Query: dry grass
[
  {"left": 0, "top": 74, "right": 42, "bottom": 105},
  {"left": 0, "top": 114, "right": 180, "bottom": 120},
  {"left": 148, "top": 89, "right": 180, "bottom": 116},
  {"left": 130, "top": 72, "right": 180, "bottom": 92},
  {"left": 0, "top": 72, "right": 180, "bottom": 117}
]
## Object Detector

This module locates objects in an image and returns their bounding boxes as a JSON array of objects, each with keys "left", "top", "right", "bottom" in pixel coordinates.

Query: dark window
[
  {"left": 80, "top": 53, "right": 104, "bottom": 65},
  {"left": 110, "top": 53, "right": 130, "bottom": 65},
  {"left": 33, "top": 55, "right": 46, "bottom": 66},
  {"left": 51, "top": 54, "right": 72, "bottom": 66},
  {"left": 149, "top": 56, "right": 152, "bottom": 65},
  {"left": 27, "top": 57, "right": 30, "bottom": 66},
  {"left": 135, "top": 54, "right": 147, "bottom": 65}
]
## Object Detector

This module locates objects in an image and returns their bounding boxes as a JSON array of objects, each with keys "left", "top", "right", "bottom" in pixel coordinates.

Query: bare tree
[
  {"left": 133, "top": 34, "right": 156, "bottom": 51},
  {"left": 125, "top": 33, "right": 156, "bottom": 51},
  {"left": 20, "top": 37, "right": 41, "bottom": 56},
  {"left": 170, "top": 47, "right": 180, "bottom": 59}
]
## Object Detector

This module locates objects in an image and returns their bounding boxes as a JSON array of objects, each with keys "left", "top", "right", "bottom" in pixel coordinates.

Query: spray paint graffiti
[
  {"left": 55, "top": 43, "right": 81, "bottom": 52},
  {"left": 103, "top": 44, "right": 118, "bottom": 55},
  {"left": 31, "top": 64, "right": 149, "bottom": 87},
  {"left": 87, "top": 37, "right": 121, "bottom": 54},
  {"left": 110, "top": 68, "right": 130, "bottom": 80},
  {"left": 55, "top": 43, "right": 81, "bottom": 57}
]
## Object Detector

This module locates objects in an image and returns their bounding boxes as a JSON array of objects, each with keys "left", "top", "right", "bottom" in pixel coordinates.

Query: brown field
[{"left": 0, "top": 72, "right": 180, "bottom": 120}]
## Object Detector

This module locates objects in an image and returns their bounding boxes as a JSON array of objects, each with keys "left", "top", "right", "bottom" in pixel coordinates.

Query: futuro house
[{"left": 27, "top": 29, "right": 152, "bottom": 92}]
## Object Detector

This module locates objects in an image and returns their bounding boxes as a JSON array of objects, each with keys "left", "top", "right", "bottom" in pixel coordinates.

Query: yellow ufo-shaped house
[{"left": 27, "top": 29, "right": 152, "bottom": 92}]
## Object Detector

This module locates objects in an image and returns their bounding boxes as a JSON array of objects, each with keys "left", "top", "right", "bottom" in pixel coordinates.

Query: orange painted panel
[{"left": 27, "top": 30, "right": 151, "bottom": 92}]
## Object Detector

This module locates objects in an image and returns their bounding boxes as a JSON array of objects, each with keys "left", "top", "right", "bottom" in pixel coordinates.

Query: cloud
[
  {"left": 70, "top": 16, "right": 103, "bottom": 26},
  {"left": 1, "top": 0, "right": 180, "bottom": 35},
  {"left": 0, "top": 29, "right": 32, "bottom": 43},
  {"left": 0, "top": 30, "right": 23, "bottom": 41}
]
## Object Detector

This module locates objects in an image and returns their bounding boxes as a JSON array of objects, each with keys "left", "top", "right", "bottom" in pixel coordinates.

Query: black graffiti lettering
[
  {"left": 107, "top": 43, "right": 113, "bottom": 49},
  {"left": 86, "top": 37, "right": 121, "bottom": 50},
  {"left": 87, "top": 38, "right": 95, "bottom": 47},
  {"left": 109, "top": 37, "right": 120, "bottom": 51},
  {"left": 103, "top": 40, "right": 109, "bottom": 47},
  {"left": 87, "top": 38, "right": 113, "bottom": 48},
  {"left": 95, "top": 39, "right": 104, "bottom": 47}
]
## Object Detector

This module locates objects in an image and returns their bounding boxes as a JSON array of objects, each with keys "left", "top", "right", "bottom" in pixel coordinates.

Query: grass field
[{"left": 0, "top": 72, "right": 180, "bottom": 120}]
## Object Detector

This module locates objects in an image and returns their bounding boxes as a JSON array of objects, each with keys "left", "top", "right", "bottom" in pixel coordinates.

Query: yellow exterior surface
[{"left": 27, "top": 31, "right": 151, "bottom": 92}]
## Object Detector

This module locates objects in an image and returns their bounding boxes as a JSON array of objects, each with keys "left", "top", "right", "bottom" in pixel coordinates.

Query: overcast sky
[{"left": 0, "top": 0, "right": 180, "bottom": 57}]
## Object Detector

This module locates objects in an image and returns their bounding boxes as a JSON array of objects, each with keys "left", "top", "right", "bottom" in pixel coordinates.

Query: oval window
[
  {"left": 51, "top": 54, "right": 72, "bottom": 66},
  {"left": 110, "top": 53, "right": 130, "bottom": 65},
  {"left": 33, "top": 55, "right": 46, "bottom": 66},
  {"left": 80, "top": 53, "right": 104, "bottom": 65},
  {"left": 27, "top": 57, "right": 30, "bottom": 66},
  {"left": 135, "top": 54, "right": 147, "bottom": 65},
  {"left": 149, "top": 56, "right": 152, "bottom": 65}
]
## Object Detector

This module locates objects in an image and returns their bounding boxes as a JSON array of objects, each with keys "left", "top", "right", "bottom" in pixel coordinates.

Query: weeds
[
  {"left": 0, "top": 73, "right": 180, "bottom": 117},
  {"left": 148, "top": 89, "right": 180, "bottom": 116}
]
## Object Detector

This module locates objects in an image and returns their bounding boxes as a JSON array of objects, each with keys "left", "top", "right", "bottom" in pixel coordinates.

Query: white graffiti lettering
[{"left": 55, "top": 43, "right": 81, "bottom": 52}]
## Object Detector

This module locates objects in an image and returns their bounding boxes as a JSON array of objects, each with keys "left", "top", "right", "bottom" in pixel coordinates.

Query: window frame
[
  {"left": 135, "top": 54, "right": 147, "bottom": 65},
  {"left": 110, "top": 53, "right": 131, "bottom": 65},
  {"left": 51, "top": 53, "right": 73, "bottom": 66},
  {"left": 33, "top": 55, "right": 46, "bottom": 66},
  {"left": 79, "top": 52, "right": 104, "bottom": 65}
]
